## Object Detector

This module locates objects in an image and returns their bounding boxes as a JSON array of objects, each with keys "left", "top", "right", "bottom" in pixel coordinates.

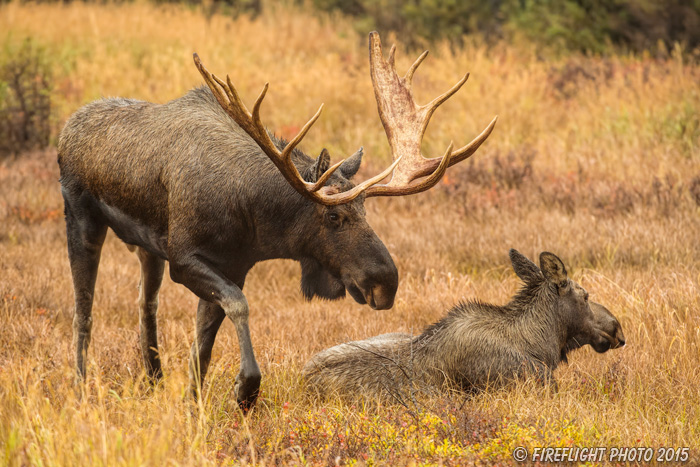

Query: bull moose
[
  {"left": 303, "top": 250, "right": 626, "bottom": 398},
  {"left": 57, "top": 32, "right": 497, "bottom": 409}
]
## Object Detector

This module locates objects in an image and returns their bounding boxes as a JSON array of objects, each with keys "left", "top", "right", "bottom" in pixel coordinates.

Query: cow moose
[
  {"left": 303, "top": 250, "right": 625, "bottom": 399},
  {"left": 57, "top": 32, "right": 497, "bottom": 410}
]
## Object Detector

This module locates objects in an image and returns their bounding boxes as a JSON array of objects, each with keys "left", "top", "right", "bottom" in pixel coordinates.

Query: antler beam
[{"left": 194, "top": 54, "right": 400, "bottom": 206}]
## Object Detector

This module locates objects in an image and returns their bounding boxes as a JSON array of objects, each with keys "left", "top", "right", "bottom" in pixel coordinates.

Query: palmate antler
[
  {"left": 364, "top": 32, "right": 498, "bottom": 197},
  {"left": 193, "top": 32, "right": 496, "bottom": 204}
]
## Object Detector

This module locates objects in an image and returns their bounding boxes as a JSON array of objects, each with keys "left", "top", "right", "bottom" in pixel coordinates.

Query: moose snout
[
  {"left": 593, "top": 329, "right": 626, "bottom": 353},
  {"left": 615, "top": 328, "right": 626, "bottom": 348},
  {"left": 593, "top": 339, "right": 612, "bottom": 353},
  {"left": 614, "top": 333, "right": 626, "bottom": 348},
  {"left": 368, "top": 283, "right": 396, "bottom": 310},
  {"left": 605, "top": 329, "right": 626, "bottom": 350},
  {"left": 359, "top": 271, "right": 398, "bottom": 310},
  {"left": 346, "top": 262, "right": 398, "bottom": 310},
  {"left": 368, "top": 260, "right": 399, "bottom": 310}
]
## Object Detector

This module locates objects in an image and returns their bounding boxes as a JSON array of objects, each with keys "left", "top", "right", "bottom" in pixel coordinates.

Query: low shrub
[{"left": 0, "top": 38, "right": 52, "bottom": 157}]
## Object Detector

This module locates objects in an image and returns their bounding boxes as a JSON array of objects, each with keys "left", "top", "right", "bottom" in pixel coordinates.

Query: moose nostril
[{"left": 619, "top": 339, "right": 626, "bottom": 347}]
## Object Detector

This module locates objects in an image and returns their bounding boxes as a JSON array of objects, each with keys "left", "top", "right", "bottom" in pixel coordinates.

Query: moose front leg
[
  {"left": 170, "top": 255, "right": 261, "bottom": 410},
  {"left": 221, "top": 292, "right": 261, "bottom": 411}
]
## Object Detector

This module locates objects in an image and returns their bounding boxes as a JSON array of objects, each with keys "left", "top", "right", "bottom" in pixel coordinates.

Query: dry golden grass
[{"left": 1, "top": 1, "right": 699, "bottom": 465}]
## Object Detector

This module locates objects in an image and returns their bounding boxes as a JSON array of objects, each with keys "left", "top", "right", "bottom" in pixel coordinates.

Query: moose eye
[
  {"left": 584, "top": 292, "right": 589, "bottom": 302},
  {"left": 328, "top": 212, "right": 340, "bottom": 223}
]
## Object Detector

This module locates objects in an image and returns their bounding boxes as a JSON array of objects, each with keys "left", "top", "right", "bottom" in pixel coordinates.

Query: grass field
[{"left": 1, "top": 1, "right": 699, "bottom": 465}]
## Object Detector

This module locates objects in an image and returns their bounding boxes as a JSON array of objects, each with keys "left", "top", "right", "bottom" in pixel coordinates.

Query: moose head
[
  {"left": 509, "top": 249, "right": 626, "bottom": 360},
  {"left": 193, "top": 32, "right": 498, "bottom": 311}
]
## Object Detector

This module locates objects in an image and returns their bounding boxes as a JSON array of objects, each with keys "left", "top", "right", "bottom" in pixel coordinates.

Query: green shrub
[
  {"left": 312, "top": 0, "right": 700, "bottom": 54},
  {"left": 0, "top": 39, "right": 53, "bottom": 157},
  {"left": 504, "top": 0, "right": 700, "bottom": 55},
  {"left": 312, "top": 0, "right": 502, "bottom": 47}
]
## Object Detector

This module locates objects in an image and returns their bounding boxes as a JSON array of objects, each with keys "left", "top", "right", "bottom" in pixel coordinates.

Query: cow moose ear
[
  {"left": 509, "top": 249, "right": 543, "bottom": 284},
  {"left": 305, "top": 148, "right": 332, "bottom": 183},
  {"left": 539, "top": 252, "right": 568, "bottom": 287},
  {"left": 339, "top": 147, "right": 364, "bottom": 179}
]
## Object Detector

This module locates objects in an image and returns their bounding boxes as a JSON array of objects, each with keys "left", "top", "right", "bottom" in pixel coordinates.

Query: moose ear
[
  {"left": 305, "top": 148, "right": 331, "bottom": 183},
  {"left": 509, "top": 249, "right": 543, "bottom": 283},
  {"left": 539, "top": 252, "right": 568, "bottom": 287},
  {"left": 339, "top": 147, "right": 363, "bottom": 179}
]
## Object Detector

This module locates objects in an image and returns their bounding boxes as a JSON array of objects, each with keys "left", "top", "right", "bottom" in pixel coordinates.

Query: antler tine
[
  {"left": 282, "top": 104, "right": 324, "bottom": 160},
  {"left": 250, "top": 82, "right": 269, "bottom": 127},
  {"left": 366, "top": 144, "right": 453, "bottom": 197},
  {"left": 247, "top": 79, "right": 325, "bottom": 163},
  {"left": 404, "top": 50, "right": 428, "bottom": 88},
  {"left": 309, "top": 158, "right": 344, "bottom": 192},
  {"left": 344, "top": 156, "right": 403, "bottom": 194},
  {"left": 412, "top": 115, "right": 499, "bottom": 180},
  {"left": 422, "top": 73, "right": 469, "bottom": 117},
  {"left": 194, "top": 53, "right": 400, "bottom": 206},
  {"left": 195, "top": 54, "right": 232, "bottom": 113},
  {"left": 220, "top": 75, "right": 249, "bottom": 117},
  {"left": 363, "top": 32, "right": 497, "bottom": 198}
]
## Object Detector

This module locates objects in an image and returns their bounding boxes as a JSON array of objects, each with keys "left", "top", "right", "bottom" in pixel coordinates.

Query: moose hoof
[
  {"left": 145, "top": 367, "right": 164, "bottom": 386},
  {"left": 234, "top": 372, "right": 261, "bottom": 413}
]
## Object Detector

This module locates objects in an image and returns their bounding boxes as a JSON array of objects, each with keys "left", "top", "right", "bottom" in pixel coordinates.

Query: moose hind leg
[
  {"left": 135, "top": 247, "right": 165, "bottom": 381},
  {"left": 188, "top": 300, "right": 226, "bottom": 398},
  {"left": 63, "top": 189, "right": 108, "bottom": 382}
]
